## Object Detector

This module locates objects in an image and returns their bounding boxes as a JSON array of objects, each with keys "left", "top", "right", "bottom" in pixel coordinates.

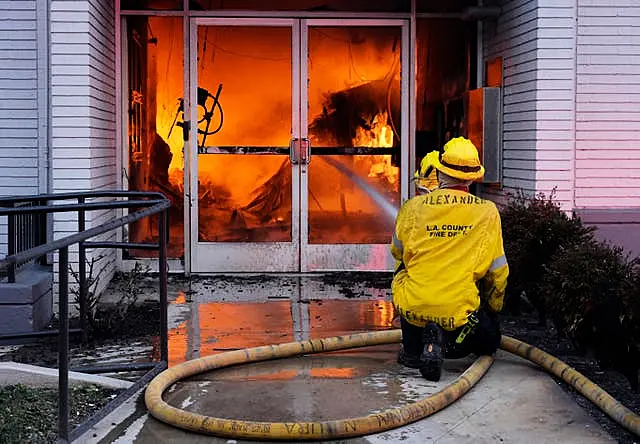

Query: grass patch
[{"left": 0, "top": 383, "right": 120, "bottom": 444}]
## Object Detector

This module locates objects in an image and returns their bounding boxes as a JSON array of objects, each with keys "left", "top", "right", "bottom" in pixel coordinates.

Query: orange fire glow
[
  {"left": 132, "top": 18, "right": 401, "bottom": 248},
  {"left": 165, "top": 299, "right": 395, "bottom": 367},
  {"left": 352, "top": 111, "right": 399, "bottom": 187}
]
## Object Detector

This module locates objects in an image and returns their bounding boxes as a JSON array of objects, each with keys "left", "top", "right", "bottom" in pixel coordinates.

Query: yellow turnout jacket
[{"left": 391, "top": 188, "right": 509, "bottom": 331}]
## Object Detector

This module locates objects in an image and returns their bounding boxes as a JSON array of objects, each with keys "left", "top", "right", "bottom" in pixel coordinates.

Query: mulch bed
[
  {"left": 1, "top": 302, "right": 161, "bottom": 369},
  {"left": 89, "top": 301, "right": 161, "bottom": 341},
  {"left": 0, "top": 384, "right": 120, "bottom": 444},
  {"left": 501, "top": 314, "right": 640, "bottom": 444}
]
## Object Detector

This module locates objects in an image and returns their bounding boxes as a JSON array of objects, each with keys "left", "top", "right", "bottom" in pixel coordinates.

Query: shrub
[
  {"left": 91, "top": 262, "right": 151, "bottom": 338},
  {"left": 70, "top": 254, "right": 106, "bottom": 332},
  {"left": 540, "top": 240, "right": 640, "bottom": 392},
  {"left": 71, "top": 259, "right": 150, "bottom": 339},
  {"left": 499, "top": 190, "right": 595, "bottom": 321}
]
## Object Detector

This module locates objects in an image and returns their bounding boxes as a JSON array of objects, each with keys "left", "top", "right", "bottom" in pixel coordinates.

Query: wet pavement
[
  {"left": 164, "top": 274, "right": 394, "bottom": 367},
  {"left": 78, "top": 274, "right": 615, "bottom": 443}
]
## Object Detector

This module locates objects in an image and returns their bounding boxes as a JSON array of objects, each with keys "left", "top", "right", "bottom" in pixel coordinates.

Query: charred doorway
[
  {"left": 125, "top": 16, "right": 186, "bottom": 260},
  {"left": 121, "top": 12, "right": 478, "bottom": 273},
  {"left": 188, "top": 18, "right": 409, "bottom": 272}
]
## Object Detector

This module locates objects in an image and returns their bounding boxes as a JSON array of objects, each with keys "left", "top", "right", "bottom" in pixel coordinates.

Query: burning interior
[{"left": 125, "top": 16, "right": 473, "bottom": 258}]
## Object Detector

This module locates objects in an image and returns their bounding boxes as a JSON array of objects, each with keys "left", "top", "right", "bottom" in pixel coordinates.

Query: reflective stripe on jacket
[{"left": 390, "top": 188, "right": 509, "bottom": 331}]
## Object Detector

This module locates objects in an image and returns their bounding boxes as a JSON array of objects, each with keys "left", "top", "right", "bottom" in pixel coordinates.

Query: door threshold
[
  {"left": 118, "top": 262, "right": 393, "bottom": 276},
  {"left": 187, "top": 271, "right": 393, "bottom": 277}
]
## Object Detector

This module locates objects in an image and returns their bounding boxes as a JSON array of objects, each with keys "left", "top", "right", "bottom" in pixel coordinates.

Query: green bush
[
  {"left": 499, "top": 190, "right": 595, "bottom": 321},
  {"left": 540, "top": 240, "right": 640, "bottom": 392},
  {"left": 498, "top": 189, "right": 640, "bottom": 391}
]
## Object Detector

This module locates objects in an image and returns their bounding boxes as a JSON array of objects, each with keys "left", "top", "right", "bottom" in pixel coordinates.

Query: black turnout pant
[{"left": 401, "top": 308, "right": 501, "bottom": 359}]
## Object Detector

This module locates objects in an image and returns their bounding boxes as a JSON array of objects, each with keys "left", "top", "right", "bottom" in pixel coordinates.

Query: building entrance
[
  {"left": 188, "top": 18, "right": 409, "bottom": 272},
  {"left": 121, "top": 8, "right": 482, "bottom": 273}
]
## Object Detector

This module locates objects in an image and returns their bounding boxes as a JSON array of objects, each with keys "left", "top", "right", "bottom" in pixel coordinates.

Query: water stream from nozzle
[{"left": 321, "top": 157, "right": 399, "bottom": 222}]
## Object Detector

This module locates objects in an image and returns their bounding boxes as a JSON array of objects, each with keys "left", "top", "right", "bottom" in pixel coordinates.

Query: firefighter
[
  {"left": 413, "top": 150, "right": 440, "bottom": 194},
  {"left": 391, "top": 137, "right": 508, "bottom": 381},
  {"left": 394, "top": 150, "right": 443, "bottom": 276}
]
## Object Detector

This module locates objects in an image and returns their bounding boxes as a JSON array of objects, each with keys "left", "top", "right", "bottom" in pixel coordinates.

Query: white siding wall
[
  {"left": 0, "top": 0, "right": 48, "bottom": 256},
  {"left": 87, "top": 0, "right": 117, "bottom": 296},
  {"left": 535, "top": 0, "right": 577, "bottom": 208},
  {"left": 484, "top": 0, "right": 539, "bottom": 196},
  {"left": 484, "top": 0, "right": 579, "bottom": 210},
  {"left": 575, "top": 0, "right": 640, "bottom": 208},
  {"left": 50, "top": 0, "right": 116, "bottom": 301}
]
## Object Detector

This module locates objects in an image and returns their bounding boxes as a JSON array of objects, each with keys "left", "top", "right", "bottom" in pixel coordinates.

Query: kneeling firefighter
[{"left": 391, "top": 137, "right": 509, "bottom": 381}]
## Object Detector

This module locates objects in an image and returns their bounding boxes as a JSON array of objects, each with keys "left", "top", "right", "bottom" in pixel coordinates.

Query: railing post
[
  {"left": 37, "top": 200, "right": 47, "bottom": 265},
  {"left": 58, "top": 247, "right": 70, "bottom": 443},
  {"left": 26, "top": 204, "right": 32, "bottom": 256},
  {"left": 16, "top": 213, "right": 22, "bottom": 259},
  {"left": 78, "top": 197, "right": 87, "bottom": 344},
  {"left": 159, "top": 209, "right": 169, "bottom": 363},
  {"left": 7, "top": 203, "right": 15, "bottom": 283}
]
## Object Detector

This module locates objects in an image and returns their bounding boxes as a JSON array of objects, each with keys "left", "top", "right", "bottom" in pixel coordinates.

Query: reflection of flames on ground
[{"left": 166, "top": 298, "right": 395, "bottom": 366}]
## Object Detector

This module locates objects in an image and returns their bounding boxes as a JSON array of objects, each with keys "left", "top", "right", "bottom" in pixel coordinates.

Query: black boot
[
  {"left": 420, "top": 322, "right": 444, "bottom": 381},
  {"left": 397, "top": 347, "right": 424, "bottom": 369}
]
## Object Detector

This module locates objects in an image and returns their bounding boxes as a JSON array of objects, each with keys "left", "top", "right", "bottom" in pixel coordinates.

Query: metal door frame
[
  {"left": 189, "top": 17, "right": 302, "bottom": 272},
  {"left": 300, "top": 18, "right": 410, "bottom": 272},
  {"left": 188, "top": 17, "right": 409, "bottom": 273}
]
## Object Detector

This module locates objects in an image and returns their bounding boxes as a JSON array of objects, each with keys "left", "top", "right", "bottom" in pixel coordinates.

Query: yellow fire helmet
[
  {"left": 413, "top": 150, "right": 440, "bottom": 193},
  {"left": 432, "top": 137, "right": 485, "bottom": 182}
]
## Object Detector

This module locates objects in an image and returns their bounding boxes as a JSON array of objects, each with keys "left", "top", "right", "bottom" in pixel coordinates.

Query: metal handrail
[
  {"left": 0, "top": 191, "right": 171, "bottom": 443},
  {"left": 0, "top": 193, "right": 169, "bottom": 284},
  {"left": 0, "top": 199, "right": 169, "bottom": 216},
  {"left": 0, "top": 199, "right": 169, "bottom": 268},
  {"left": 0, "top": 190, "right": 167, "bottom": 205},
  {"left": 3, "top": 200, "right": 48, "bottom": 282}
]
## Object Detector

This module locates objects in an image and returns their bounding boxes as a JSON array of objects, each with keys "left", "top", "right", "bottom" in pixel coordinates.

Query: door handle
[
  {"left": 301, "top": 138, "right": 311, "bottom": 165},
  {"left": 289, "top": 138, "right": 299, "bottom": 164}
]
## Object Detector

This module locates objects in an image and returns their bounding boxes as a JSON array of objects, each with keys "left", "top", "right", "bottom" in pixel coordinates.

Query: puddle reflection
[
  {"left": 167, "top": 299, "right": 395, "bottom": 367},
  {"left": 196, "top": 356, "right": 368, "bottom": 382}
]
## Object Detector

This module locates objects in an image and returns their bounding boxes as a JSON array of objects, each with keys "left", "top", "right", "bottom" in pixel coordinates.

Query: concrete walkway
[
  {"left": 0, "top": 362, "right": 133, "bottom": 390},
  {"left": 77, "top": 275, "right": 615, "bottom": 443}
]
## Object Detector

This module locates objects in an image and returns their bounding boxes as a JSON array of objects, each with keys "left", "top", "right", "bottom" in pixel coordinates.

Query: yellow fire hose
[{"left": 145, "top": 331, "right": 640, "bottom": 441}]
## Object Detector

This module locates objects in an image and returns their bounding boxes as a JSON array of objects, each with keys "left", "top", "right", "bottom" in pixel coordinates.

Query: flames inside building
[{"left": 126, "top": 16, "right": 472, "bottom": 259}]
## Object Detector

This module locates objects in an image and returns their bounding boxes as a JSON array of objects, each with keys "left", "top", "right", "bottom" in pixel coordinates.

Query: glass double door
[{"left": 189, "top": 17, "right": 408, "bottom": 272}]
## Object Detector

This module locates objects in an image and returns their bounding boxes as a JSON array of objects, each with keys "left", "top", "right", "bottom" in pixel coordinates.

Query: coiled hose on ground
[{"left": 145, "top": 330, "right": 640, "bottom": 441}]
